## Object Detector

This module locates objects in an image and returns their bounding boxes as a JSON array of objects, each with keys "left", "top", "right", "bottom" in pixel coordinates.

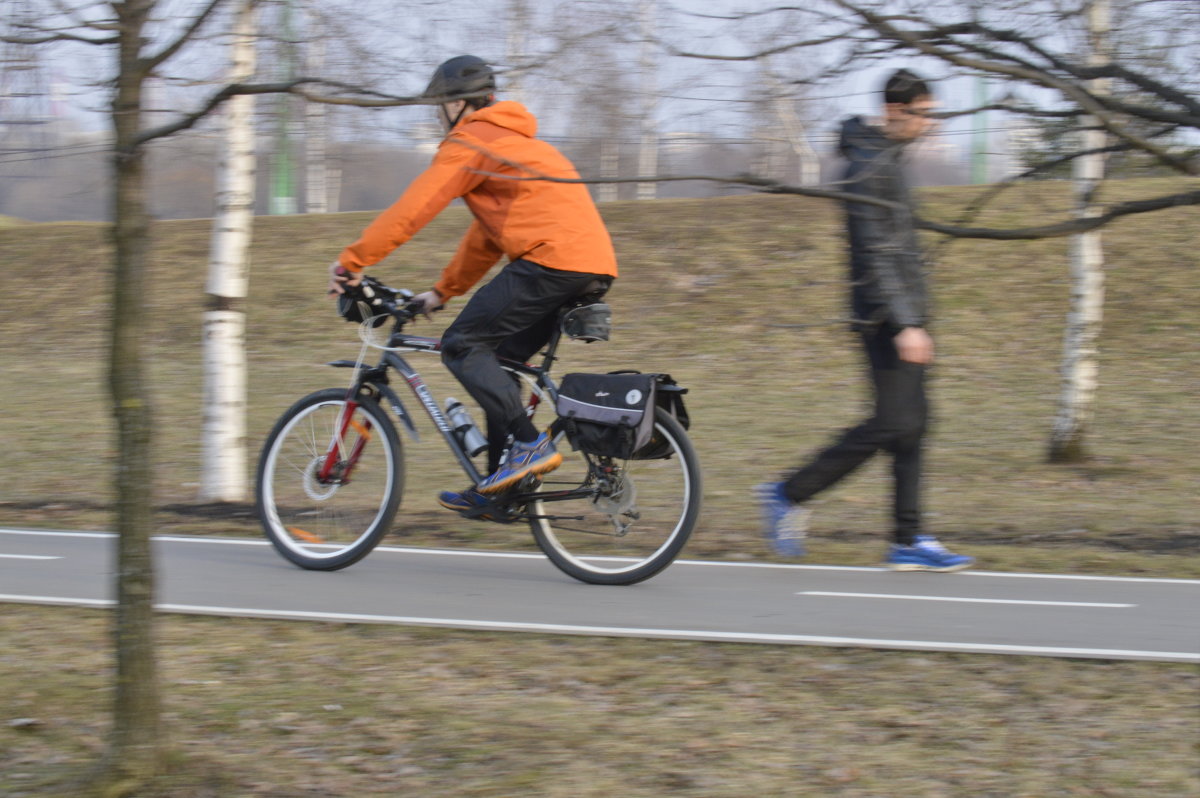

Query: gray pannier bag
[
  {"left": 553, "top": 372, "right": 690, "bottom": 460},
  {"left": 553, "top": 372, "right": 657, "bottom": 459}
]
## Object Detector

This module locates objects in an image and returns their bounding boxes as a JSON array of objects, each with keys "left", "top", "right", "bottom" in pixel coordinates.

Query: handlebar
[{"left": 340, "top": 276, "right": 429, "bottom": 324}]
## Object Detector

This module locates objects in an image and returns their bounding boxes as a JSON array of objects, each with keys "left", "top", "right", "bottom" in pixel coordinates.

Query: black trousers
[
  {"left": 441, "top": 258, "right": 610, "bottom": 473},
  {"left": 782, "top": 325, "right": 928, "bottom": 545}
]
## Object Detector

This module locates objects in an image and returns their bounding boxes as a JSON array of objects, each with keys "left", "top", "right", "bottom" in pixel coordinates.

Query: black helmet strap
[{"left": 441, "top": 102, "right": 468, "bottom": 131}]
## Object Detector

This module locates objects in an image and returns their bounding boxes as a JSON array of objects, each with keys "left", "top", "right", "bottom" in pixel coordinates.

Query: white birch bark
[
  {"left": 1049, "top": 0, "right": 1109, "bottom": 462},
  {"left": 763, "top": 63, "right": 819, "bottom": 187},
  {"left": 598, "top": 135, "right": 619, "bottom": 202},
  {"left": 505, "top": 0, "right": 529, "bottom": 107},
  {"left": 200, "top": 0, "right": 257, "bottom": 501}
]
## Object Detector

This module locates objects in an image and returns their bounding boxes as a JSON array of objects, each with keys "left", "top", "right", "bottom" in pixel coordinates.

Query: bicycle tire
[
  {"left": 256, "top": 388, "right": 404, "bottom": 571},
  {"left": 528, "top": 407, "right": 701, "bottom": 585}
]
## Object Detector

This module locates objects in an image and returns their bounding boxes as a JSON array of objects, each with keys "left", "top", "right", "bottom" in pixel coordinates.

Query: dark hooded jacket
[{"left": 838, "top": 115, "right": 928, "bottom": 329}]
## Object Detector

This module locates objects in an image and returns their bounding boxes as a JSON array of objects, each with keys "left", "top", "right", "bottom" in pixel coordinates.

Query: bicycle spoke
[
  {"left": 257, "top": 391, "right": 403, "bottom": 571},
  {"left": 528, "top": 408, "right": 700, "bottom": 584}
]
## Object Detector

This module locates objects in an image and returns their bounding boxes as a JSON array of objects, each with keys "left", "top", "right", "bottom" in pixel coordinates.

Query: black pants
[
  {"left": 441, "top": 258, "right": 610, "bottom": 473},
  {"left": 782, "top": 325, "right": 928, "bottom": 545}
]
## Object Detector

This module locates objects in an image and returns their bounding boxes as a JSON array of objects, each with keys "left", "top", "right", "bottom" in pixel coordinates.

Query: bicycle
[{"left": 255, "top": 277, "right": 701, "bottom": 585}]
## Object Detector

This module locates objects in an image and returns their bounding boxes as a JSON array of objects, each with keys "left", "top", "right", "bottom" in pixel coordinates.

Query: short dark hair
[{"left": 883, "top": 69, "right": 932, "bottom": 105}]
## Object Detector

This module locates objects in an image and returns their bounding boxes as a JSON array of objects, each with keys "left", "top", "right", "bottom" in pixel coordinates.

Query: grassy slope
[
  {"left": 1, "top": 184, "right": 1198, "bottom": 797},
  {"left": 0, "top": 183, "right": 1196, "bottom": 571}
]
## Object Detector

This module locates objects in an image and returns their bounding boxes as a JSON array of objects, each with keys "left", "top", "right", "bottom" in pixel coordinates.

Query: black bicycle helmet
[{"left": 423, "top": 55, "right": 496, "bottom": 101}]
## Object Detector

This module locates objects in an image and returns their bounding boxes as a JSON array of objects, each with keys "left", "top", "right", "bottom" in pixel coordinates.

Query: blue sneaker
[
  {"left": 476, "top": 432, "right": 563, "bottom": 495},
  {"left": 754, "top": 482, "right": 810, "bottom": 557},
  {"left": 886, "top": 535, "right": 974, "bottom": 572},
  {"left": 437, "top": 487, "right": 493, "bottom": 519},
  {"left": 439, "top": 484, "right": 489, "bottom": 511}
]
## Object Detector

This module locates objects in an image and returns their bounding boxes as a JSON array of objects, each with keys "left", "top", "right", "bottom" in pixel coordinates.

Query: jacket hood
[
  {"left": 462, "top": 100, "right": 537, "bottom": 138},
  {"left": 838, "top": 115, "right": 890, "bottom": 159}
]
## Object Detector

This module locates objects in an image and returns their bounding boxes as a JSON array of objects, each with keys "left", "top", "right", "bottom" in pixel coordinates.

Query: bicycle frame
[{"left": 328, "top": 320, "right": 566, "bottom": 490}]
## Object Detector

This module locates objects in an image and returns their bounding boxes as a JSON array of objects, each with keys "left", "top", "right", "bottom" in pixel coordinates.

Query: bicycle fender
[{"left": 376, "top": 383, "right": 419, "bottom": 441}]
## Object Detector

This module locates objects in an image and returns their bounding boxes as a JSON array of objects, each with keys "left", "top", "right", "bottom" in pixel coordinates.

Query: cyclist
[{"left": 328, "top": 55, "right": 618, "bottom": 514}]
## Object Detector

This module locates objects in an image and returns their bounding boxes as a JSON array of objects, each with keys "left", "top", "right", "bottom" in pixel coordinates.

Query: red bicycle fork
[{"left": 318, "top": 399, "right": 373, "bottom": 484}]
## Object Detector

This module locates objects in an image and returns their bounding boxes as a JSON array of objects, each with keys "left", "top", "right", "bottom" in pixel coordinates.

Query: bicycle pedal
[{"left": 515, "top": 473, "right": 543, "bottom": 491}]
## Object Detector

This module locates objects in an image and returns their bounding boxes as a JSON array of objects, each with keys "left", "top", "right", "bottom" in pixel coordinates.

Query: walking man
[{"left": 756, "top": 69, "right": 974, "bottom": 572}]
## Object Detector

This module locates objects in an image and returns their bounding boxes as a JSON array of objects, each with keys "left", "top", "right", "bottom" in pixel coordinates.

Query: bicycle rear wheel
[
  {"left": 256, "top": 388, "right": 404, "bottom": 570},
  {"left": 528, "top": 407, "right": 701, "bottom": 585}
]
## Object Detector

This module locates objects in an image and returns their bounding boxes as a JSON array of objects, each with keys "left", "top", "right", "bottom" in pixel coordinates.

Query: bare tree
[
  {"left": 1052, "top": 0, "right": 1111, "bottom": 461},
  {"left": 202, "top": 0, "right": 258, "bottom": 503},
  {"left": 0, "top": 2, "right": 440, "bottom": 790},
  {"left": 667, "top": 0, "right": 1199, "bottom": 461}
]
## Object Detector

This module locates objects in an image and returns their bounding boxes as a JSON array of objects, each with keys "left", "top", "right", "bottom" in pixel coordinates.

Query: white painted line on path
[
  {"left": 0, "top": 529, "right": 111, "bottom": 538},
  {"left": 0, "top": 594, "right": 1194, "bottom": 662},
  {"left": 0, "top": 553, "right": 60, "bottom": 560},
  {"left": 0, "top": 594, "right": 113, "bottom": 607},
  {"left": 3, "top": 528, "right": 1200, "bottom": 585},
  {"left": 798, "top": 591, "right": 1136, "bottom": 608}
]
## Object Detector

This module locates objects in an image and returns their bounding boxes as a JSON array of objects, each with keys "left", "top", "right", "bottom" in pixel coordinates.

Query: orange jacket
[{"left": 338, "top": 101, "right": 618, "bottom": 301}]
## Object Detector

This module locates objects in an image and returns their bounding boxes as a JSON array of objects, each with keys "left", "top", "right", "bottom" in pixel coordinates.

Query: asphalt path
[{"left": 2, "top": 527, "right": 1197, "bottom": 663}]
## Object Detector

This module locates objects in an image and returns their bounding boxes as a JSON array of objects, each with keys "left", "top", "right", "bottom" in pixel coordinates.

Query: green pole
[
  {"left": 972, "top": 75, "right": 988, "bottom": 185},
  {"left": 270, "top": 0, "right": 296, "bottom": 214}
]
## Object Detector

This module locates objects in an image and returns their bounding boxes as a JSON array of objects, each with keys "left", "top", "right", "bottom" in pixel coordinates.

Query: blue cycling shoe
[
  {"left": 437, "top": 487, "right": 494, "bottom": 520},
  {"left": 476, "top": 432, "right": 562, "bottom": 495}
]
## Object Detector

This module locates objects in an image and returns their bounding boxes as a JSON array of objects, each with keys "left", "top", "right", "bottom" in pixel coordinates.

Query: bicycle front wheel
[
  {"left": 529, "top": 407, "right": 701, "bottom": 585},
  {"left": 256, "top": 388, "right": 404, "bottom": 570}
]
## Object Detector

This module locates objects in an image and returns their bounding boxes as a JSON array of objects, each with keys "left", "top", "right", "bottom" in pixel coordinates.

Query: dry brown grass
[
  {"left": 1, "top": 184, "right": 1196, "bottom": 571},
  {"left": 3, "top": 606, "right": 1198, "bottom": 797}
]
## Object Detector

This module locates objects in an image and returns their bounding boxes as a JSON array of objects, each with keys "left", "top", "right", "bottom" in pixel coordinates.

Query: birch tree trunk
[
  {"left": 506, "top": 0, "right": 530, "bottom": 106},
  {"left": 100, "top": 1, "right": 163, "bottom": 790},
  {"left": 200, "top": 0, "right": 257, "bottom": 501},
  {"left": 1049, "top": 0, "right": 1110, "bottom": 462},
  {"left": 764, "top": 64, "right": 819, "bottom": 187},
  {"left": 598, "top": 135, "right": 619, "bottom": 202}
]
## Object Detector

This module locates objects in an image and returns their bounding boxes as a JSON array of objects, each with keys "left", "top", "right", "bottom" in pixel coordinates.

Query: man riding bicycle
[{"left": 328, "top": 55, "right": 619, "bottom": 514}]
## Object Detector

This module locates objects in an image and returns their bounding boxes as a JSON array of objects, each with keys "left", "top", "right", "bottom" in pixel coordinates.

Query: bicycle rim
[
  {"left": 528, "top": 409, "right": 700, "bottom": 585},
  {"left": 257, "top": 390, "right": 403, "bottom": 570}
]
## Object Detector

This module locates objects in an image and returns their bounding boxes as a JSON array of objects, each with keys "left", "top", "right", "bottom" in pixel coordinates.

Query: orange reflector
[
  {"left": 349, "top": 419, "right": 372, "bottom": 441},
  {"left": 288, "top": 527, "right": 324, "bottom": 544}
]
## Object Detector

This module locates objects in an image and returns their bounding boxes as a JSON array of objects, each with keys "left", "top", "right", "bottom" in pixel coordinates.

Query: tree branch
[
  {"left": 918, "top": 189, "right": 1200, "bottom": 239},
  {"left": 130, "top": 78, "right": 442, "bottom": 147},
  {"left": 142, "top": 0, "right": 226, "bottom": 71}
]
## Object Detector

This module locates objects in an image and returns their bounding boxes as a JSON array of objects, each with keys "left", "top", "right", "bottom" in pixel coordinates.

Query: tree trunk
[
  {"left": 97, "top": 1, "right": 163, "bottom": 792},
  {"left": 598, "top": 135, "right": 619, "bottom": 202},
  {"left": 200, "top": 0, "right": 257, "bottom": 502},
  {"left": 505, "top": 0, "right": 530, "bottom": 106},
  {"left": 1049, "top": 0, "right": 1110, "bottom": 463},
  {"left": 636, "top": 0, "right": 658, "bottom": 201},
  {"left": 765, "top": 64, "right": 819, "bottom": 187}
]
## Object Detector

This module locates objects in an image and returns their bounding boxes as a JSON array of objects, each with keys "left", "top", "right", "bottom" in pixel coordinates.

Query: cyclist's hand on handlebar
[
  {"left": 327, "top": 261, "right": 364, "bottom": 296},
  {"left": 411, "top": 289, "right": 446, "bottom": 320}
]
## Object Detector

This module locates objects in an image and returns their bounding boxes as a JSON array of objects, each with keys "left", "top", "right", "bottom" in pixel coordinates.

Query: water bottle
[{"left": 444, "top": 397, "right": 488, "bottom": 457}]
